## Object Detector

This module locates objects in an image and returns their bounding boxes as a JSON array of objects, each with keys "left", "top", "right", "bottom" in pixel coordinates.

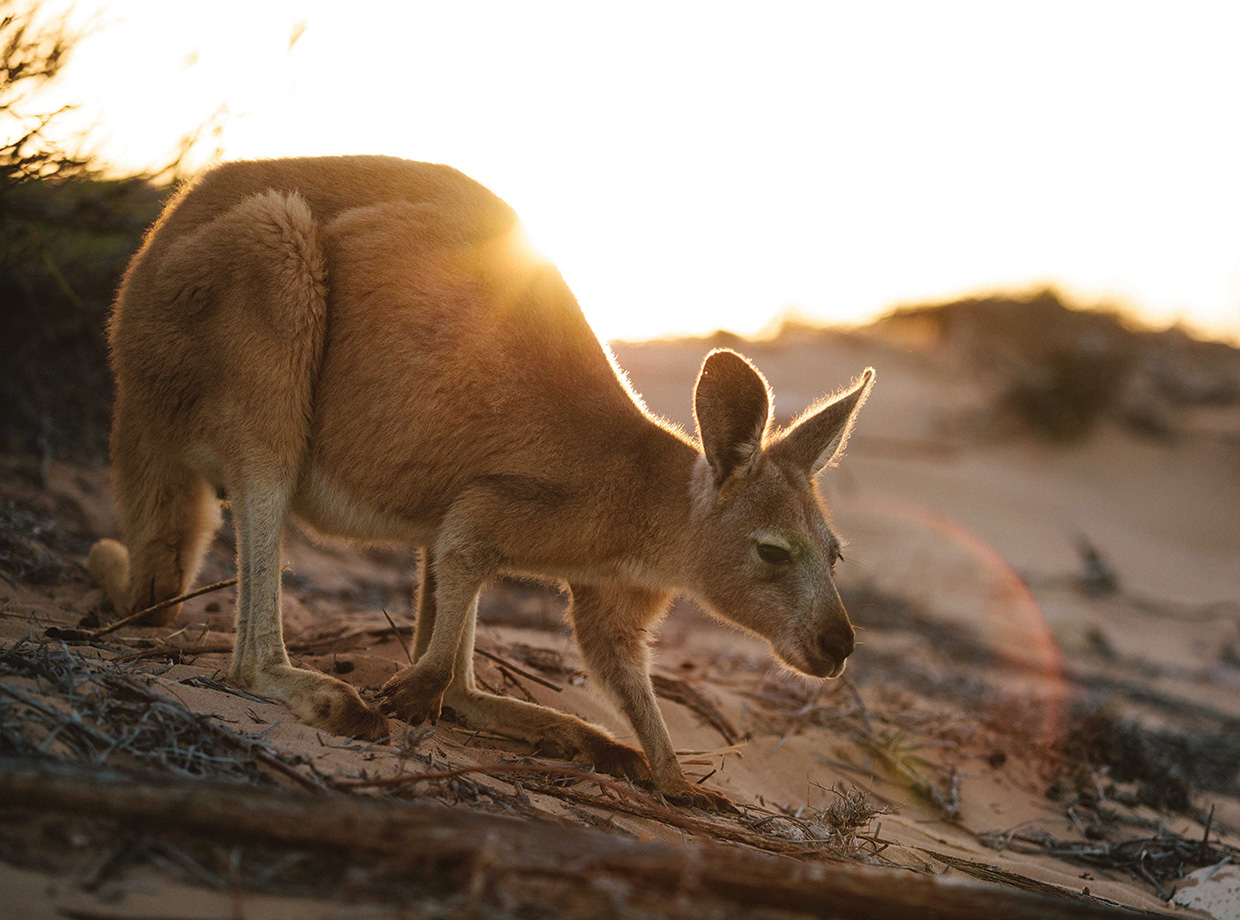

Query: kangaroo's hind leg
[
  {"left": 95, "top": 188, "right": 388, "bottom": 741},
  {"left": 228, "top": 480, "right": 389, "bottom": 740}
]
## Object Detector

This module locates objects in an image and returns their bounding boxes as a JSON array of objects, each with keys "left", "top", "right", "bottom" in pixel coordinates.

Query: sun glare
[
  {"left": 500, "top": 186, "right": 676, "bottom": 344},
  {"left": 29, "top": 0, "right": 1240, "bottom": 345}
]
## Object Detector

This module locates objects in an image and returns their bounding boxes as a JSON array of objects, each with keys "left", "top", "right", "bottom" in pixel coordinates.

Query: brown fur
[{"left": 89, "top": 156, "right": 874, "bottom": 809}]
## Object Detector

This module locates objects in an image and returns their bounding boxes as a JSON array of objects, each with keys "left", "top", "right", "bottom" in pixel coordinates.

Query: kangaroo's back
[
  {"left": 116, "top": 156, "right": 658, "bottom": 539},
  {"left": 145, "top": 156, "right": 516, "bottom": 249},
  {"left": 304, "top": 194, "right": 655, "bottom": 536}
]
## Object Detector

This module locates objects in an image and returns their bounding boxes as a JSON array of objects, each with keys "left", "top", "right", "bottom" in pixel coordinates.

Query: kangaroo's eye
[{"left": 758, "top": 543, "right": 793, "bottom": 566}]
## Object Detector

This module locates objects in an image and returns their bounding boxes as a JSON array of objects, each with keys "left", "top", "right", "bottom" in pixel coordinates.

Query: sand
[{"left": 2, "top": 330, "right": 1237, "bottom": 918}]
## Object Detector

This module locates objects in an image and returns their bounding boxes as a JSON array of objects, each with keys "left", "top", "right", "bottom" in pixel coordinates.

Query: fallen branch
[
  {"left": 0, "top": 760, "right": 1145, "bottom": 920},
  {"left": 336, "top": 760, "right": 892, "bottom": 857},
  {"left": 335, "top": 760, "right": 729, "bottom": 836}
]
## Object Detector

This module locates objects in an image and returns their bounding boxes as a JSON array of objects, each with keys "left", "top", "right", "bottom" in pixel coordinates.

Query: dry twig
[{"left": 88, "top": 575, "right": 240, "bottom": 638}]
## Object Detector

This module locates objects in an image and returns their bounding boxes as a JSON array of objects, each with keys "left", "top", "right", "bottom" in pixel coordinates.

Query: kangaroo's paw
[
  {"left": 586, "top": 738, "right": 652, "bottom": 782},
  {"left": 305, "top": 683, "right": 391, "bottom": 741},
  {"left": 534, "top": 723, "right": 652, "bottom": 782},
  {"left": 234, "top": 666, "right": 390, "bottom": 742},
  {"left": 657, "top": 776, "right": 738, "bottom": 813},
  {"left": 379, "top": 665, "right": 447, "bottom": 726}
]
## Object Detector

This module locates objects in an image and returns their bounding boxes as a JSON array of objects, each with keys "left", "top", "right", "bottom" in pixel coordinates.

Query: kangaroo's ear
[
  {"left": 772, "top": 368, "right": 875, "bottom": 476},
  {"left": 694, "top": 349, "right": 772, "bottom": 484}
]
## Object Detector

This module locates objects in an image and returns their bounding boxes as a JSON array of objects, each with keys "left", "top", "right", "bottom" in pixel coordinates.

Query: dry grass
[
  {"left": 980, "top": 813, "right": 1239, "bottom": 900},
  {"left": 0, "top": 638, "right": 323, "bottom": 791}
]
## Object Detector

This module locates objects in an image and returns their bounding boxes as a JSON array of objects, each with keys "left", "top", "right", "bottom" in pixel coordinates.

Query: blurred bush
[
  {"left": 1, "top": 177, "right": 164, "bottom": 461},
  {"left": 1, "top": 2, "right": 169, "bottom": 462},
  {"left": 874, "top": 288, "right": 1240, "bottom": 442}
]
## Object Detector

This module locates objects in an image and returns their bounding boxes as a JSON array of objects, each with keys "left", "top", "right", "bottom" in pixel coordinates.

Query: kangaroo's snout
[
  {"left": 817, "top": 621, "right": 856, "bottom": 679},
  {"left": 773, "top": 608, "right": 856, "bottom": 680}
]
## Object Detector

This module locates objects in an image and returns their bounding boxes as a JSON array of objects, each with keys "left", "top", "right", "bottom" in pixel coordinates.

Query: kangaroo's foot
[
  {"left": 233, "top": 663, "right": 390, "bottom": 741},
  {"left": 442, "top": 686, "right": 652, "bottom": 782},
  {"left": 379, "top": 662, "right": 450, "bottom": 725},
  {"left": 653, "top": 773, "right": 737, "bottom": 813},
  {"left": 528, "top": 717, "right": 652, "bottom": 782}
]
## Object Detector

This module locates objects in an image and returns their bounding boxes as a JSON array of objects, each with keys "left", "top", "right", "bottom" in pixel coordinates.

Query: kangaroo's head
[{"left": 687, "top": 349, "right": 874, "bottom": 679}]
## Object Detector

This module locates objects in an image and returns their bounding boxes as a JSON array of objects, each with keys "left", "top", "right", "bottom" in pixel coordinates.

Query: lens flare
[{"left": 852, "top": 496, "right": 1068, "bottom": 749}]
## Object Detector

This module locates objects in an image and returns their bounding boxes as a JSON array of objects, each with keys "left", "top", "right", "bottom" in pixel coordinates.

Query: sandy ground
[{"left": 2, "top": 331, "right": 1238, "bottom": 918}]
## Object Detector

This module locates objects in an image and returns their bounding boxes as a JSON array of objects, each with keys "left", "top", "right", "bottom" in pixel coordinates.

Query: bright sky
[{"left": 28, "top": 1, "right": 1240, "bottom": 343}]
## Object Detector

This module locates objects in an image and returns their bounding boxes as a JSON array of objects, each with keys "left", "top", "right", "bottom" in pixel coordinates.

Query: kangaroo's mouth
[
  {"left": 803, "top": 654, "right": 847, "bottom": 680},
  {"left": 776, "top": 641, "right": 848, "bottom": 680}
]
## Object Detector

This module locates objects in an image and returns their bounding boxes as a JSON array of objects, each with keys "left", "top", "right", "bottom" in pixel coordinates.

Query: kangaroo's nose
[{"left": 819, "top": 623, "right": 855, "bottom": 663}]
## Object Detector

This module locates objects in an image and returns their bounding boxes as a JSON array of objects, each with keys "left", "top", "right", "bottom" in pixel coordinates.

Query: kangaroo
[{"left": 87, "top": 156, "right": 874, "bottom": 809}]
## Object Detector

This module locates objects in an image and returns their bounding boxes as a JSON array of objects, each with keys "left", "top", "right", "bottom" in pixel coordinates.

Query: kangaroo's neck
[{"left": 599, "top": 413, "right": 705, "bottom": 591}]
